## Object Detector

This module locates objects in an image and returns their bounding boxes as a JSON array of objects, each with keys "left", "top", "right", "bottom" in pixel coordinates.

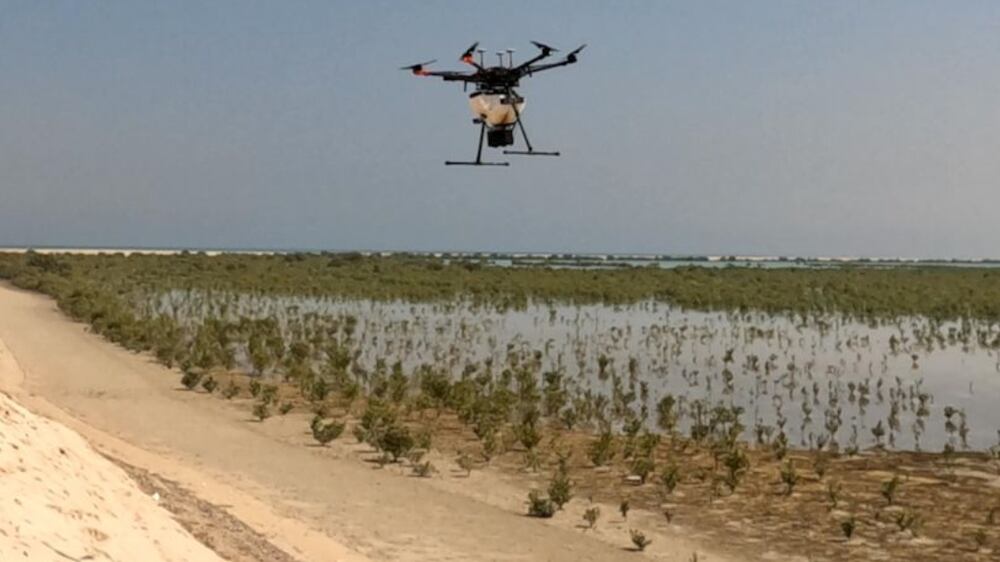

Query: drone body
[{"left": 402, "top": 41, "right": 585, "bottom": 166}]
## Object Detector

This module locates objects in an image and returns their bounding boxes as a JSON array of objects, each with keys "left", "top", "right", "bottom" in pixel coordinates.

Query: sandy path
[{"left": 0, "top": 283, "right": 742, "bottom": 562}]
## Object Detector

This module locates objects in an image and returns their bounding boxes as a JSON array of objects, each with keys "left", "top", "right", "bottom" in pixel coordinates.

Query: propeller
[
  {"left": 461, "top": 42, "right": 480, "bottom": 63},
  {"left": 566, "top": 44, "right": 587, "bottom": 63},
  {"left": 400, "top": 59, "right": 436, "bottom": 74},
  {"left": 530, "top": 40, "right": 559, "bottom": 56}
]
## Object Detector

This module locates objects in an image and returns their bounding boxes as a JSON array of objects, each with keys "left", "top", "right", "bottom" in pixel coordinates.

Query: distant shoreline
[{"left": 1, "top": 246, "right": 998, "bottom": 266}]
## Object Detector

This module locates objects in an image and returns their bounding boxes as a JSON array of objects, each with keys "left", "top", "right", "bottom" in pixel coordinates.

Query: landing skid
[
  {"left": 503, "top": 150, "right": 560, "bottom": 156},
  {"left": 445, "top": 161, "right": 509, "bottom": 166},
  {"left": 445, "top": 121, "right": 510, "bottom": 167}
]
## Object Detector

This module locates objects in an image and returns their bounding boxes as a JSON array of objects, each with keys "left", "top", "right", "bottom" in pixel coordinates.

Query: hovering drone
[{"left": 402, "top": 41, "right": 585, "bottom": 166}]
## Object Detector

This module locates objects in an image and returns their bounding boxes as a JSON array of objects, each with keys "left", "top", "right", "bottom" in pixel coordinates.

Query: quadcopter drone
[{"left": 402, "top": 41, "right": 586, "bottom": 166}]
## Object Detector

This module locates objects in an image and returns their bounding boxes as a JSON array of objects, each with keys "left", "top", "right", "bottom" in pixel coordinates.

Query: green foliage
[
  {"left": 894, "top": 509, "right": 921, "bottom": 536},
  {"left": 827, "top": 481, "right": 842, "bottom": 510},
  {"left": 661, "top": 464, "right": 681, "bottom": 495},
  {"left": 547, "top": 463, "right": 573, "bottom": 510},
  {"left": 722, "top": 447, "right": 749, "bottom": 492},
  {"left": 201, "top": 375, "right": 218, "bottom": 393},
  {"left": 656, "top": 394, "right": 678, "bottom": 434},
  {"left": 841, "top": 516, "right": 856, "bottom": 540},
  {"left": 222, "top": 380, "right": 240, "bottom": 399},
  {"left": 780, "top": 459, "right": 799, "bottom": 496},
  {"left": 973, "top": 528, "right": 988, "bottom": 550},
  {"left": 379, "top": 423, "right": 415, "bottom": 461},
  {"left": 588, "top": 429, "right": 616, "bottom": 467},
  {"left": 881, "top": 475, "right": 901, "bottom": 505},
  {"left": 620, "top": 499, "right": 630, "bottom": 520},
  {"left": 252, "top": 401, "right": 271, "bottom": 422},
  {"left": 631, "top": 456, "right": 656, "bottom": 484},
  {"left": 309, "top": 377, "right": 331, "bottom": 402},
  {"left": 629, "top": 529, "right": 651, "bottom": 551},
  {"left": 311, "top": 417, "right": 345, "bottom": 446},
  {"left": 527, "top": 490, "right": 556, "bottom": 518},
  {"left": 278, "top": 401, "right": 294, "bottom": 415},
  {"left": 249, "top": 378, "right": 262, "bottom": 398},
  {"left": 180, "top": 369, "right": 203, "bottom": 390},
  {"left": 583, "top": 506, "right": 600, "bottom": 530},
  {"left": 412, "top": 460, "right": 435, "bottom": 477}
]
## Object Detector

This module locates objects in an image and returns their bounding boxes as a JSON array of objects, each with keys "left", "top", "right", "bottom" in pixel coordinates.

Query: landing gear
[
  {"left": 445, "top": 121, "right": 510, "bottom": 166},
  {"left": 503, "top": 88, "right": 559, "bottom": 157}
]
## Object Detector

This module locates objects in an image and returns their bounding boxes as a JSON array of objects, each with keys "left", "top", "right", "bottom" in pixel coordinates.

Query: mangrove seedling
[
  {"left": 527, "top": 490, "right": 556, "bottom": 518},
  {"left": 629, "top": 529, "right": 652, "bottom": 551},
  {"left": 841, "top": 516, "right": 856, "bottom": 541},
  {"left": 881, "top": 475, "right": 901, "bottom": 505},
  {"left": 780, "top": 459, "right": 799, "bottom": 496},
  {"left": 201, "top": 375, "right": 217, "bottom": 393}
]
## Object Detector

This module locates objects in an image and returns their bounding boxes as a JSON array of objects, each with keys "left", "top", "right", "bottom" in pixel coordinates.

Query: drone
[{"left": 402, "top": 41, "right": 585, "bottom": 166}]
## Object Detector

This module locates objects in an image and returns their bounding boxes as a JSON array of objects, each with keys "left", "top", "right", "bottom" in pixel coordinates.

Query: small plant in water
[{"left": 629, "top": 528, "right": 651, "bottom": 551}]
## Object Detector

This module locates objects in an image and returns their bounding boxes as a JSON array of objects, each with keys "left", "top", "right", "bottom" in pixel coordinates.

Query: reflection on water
[{"left": 147, "top": 290, "right": 1000, "bottom": 452}]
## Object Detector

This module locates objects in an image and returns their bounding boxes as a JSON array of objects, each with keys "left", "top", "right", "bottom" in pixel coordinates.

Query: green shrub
[
  {"left": 841, "top": 516, "right": 856, "bottom": 540},
  {"left": 312, "top": 418, "right": 345, "bottom": 446},
  {"left": 629, "top": 529, "right": 651, "bottom": 551},
  {"left": 252, "top": 401, "right": 271, "bottom": 422},
  {"left": 547, "top": 465, "right": 573, "bottom": 510},
  {"left": 201, "top": 375, "right": 218, "bottom": 393},
  {"left": 222, "top": 380, "right": 240, "bottom": 399},
  {"left": 379, "top": 423, "right": 414, "bottom": 461},
  {"left": 527, "top": 490, "right": 555, "bottom": 518},
  {"left": 181, "top": 369, "right": 203, "bottom": 390},
  {"left": 588, "top": 430, "right": 616, "bottom": 467},
  {"left": 780, "top": 459, "right": 799, "bottom": 496},
  {"left": 881, "top": 475, "right": 901, "bottom": 505},
  {"left": 661, "top": 464, "right": 681, "bottom": 494}
]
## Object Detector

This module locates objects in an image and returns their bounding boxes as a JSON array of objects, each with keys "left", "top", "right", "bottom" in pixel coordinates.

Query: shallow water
[{"left": 148, "top": 290, "right": 1000, "bottom": 452}]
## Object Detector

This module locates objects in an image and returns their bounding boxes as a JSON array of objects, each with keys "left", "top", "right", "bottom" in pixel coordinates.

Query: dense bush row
[{"left": 4, "top": 251, "right": 1000, "bottom": 320}]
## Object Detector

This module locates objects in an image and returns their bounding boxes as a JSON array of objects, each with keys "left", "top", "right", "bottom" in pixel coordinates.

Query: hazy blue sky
[{"left": 2, "top": 1, "right": 1000, "bottom": 257}]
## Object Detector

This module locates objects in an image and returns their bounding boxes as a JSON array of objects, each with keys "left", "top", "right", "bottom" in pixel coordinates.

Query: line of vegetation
[{"left": 5, "top": 251, "right": 1000, "bottom": 320}]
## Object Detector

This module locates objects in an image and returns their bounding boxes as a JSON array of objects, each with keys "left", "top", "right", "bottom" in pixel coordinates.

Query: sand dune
[{"left": 0, "top": 388, "right": 222, "bottom": 562}]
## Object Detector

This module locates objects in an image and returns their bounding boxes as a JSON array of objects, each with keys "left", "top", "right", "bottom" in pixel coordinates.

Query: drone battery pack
[{"left": 487, "top": 128, "right": 514, "bottom": 147}]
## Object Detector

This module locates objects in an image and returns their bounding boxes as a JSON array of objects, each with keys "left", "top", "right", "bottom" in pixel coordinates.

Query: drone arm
[
  {"left": 416, "top": 70, "right": 478, "bottom": 82},
  {"left": 512, "top": 51, "right": 553, "bottom": 73},
  {"left": 520, "top": 44, "right": 585, "bottom": 77},
  {"left": 522, "top": 58, "right": 577, "bottom": 76}
]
